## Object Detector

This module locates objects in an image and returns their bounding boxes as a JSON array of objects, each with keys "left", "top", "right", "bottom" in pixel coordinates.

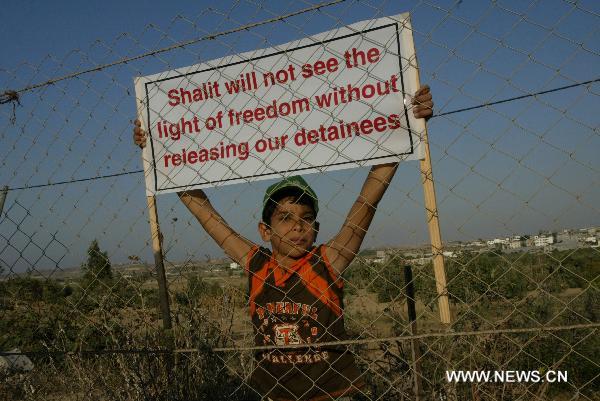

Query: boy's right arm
[{"left": 133, "top": 120, "right": 257, "bottom": 267}]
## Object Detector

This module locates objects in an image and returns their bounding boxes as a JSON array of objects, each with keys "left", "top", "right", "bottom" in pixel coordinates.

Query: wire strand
[
  {"left": 434, "top": 78, "right": 599, "bottom": 117},
  {"left": 1, "top": 322, "right": 597, "bottom": 356},
  {"left": 7, "top": 170, "right": 143, "bottom": 191}
]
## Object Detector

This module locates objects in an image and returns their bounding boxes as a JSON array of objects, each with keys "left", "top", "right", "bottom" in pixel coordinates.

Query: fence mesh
[{"left": 1, "top": 1, "right": 598, "bottom": 400}]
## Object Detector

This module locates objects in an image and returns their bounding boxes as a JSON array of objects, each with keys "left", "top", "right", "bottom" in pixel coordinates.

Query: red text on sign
[
  {"left": 301, "top": 57, "right": 339, "bottom": 78},
  {"left": 228, "top": 98, "right": 310, "bottom": 126},
  {"left": 344, "top": 47, "right": 380, "bottom": 68},
  {"left": 168, "top": 82, "right": 221, "bottom": 106},
  {"left": 263, "top": 65, "right": 297, "bottom": 87},
  {"left": 157, "top": 117, "right": 201, "bottom": 140}
]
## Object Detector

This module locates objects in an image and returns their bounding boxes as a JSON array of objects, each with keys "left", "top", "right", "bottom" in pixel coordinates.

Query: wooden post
[
  {"left": 134, "top": 78, "right": 173, "bottom": 331},
  {"left": 135, "top": 79, "right": 174, "bottom": 391},
  {"left": 146, "top": 195, "right": 175, "bottom": 395},
  {"left": 146, "top": 194, "right": 172, "bottom": 331},
  {"left": 412, "top": 68, "right": 451, "bottom": 324},
  {"left": 402, "top": 12, "right": 452, "bottom": 325},
  {"left": 404, "top": 265, "right": 424, "bottom": 401},
  {"left": 419, "top": 124, "right": 452, "bottom": 324}
]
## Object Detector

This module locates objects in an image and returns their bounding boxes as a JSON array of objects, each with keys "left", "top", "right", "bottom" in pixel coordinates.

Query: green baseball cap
[{"left": 263, "top": 176, "right": 319, "bottom": 216}]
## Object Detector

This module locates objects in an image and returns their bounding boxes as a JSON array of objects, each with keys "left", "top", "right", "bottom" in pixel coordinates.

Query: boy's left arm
[{"left": 324, "top": 85, "right": 433, "bottom": 274}]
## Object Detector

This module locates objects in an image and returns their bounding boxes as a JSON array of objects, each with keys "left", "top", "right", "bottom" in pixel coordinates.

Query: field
[{"left": 1, "top": 247, "right": 598, "bottom": 400}]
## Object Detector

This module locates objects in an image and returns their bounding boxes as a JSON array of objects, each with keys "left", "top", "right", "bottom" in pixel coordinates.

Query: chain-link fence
[{"left": 1, "top": 1, "right": 598, "bottom": 400}]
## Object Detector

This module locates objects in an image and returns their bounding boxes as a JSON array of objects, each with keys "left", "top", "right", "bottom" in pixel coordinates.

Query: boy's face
[{"left": 259, "top": 196, "right": 317, "bottom": 258}]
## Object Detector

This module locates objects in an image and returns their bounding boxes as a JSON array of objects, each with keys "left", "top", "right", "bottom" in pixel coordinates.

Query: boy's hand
[
  {"left": 133, "top": 119, "right": 147, "bottom": 148},
  {"left": 411, "top": 85, "right": 434, "bottom": 120}
]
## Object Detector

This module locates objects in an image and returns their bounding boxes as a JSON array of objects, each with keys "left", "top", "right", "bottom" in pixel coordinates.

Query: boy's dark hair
[{"left": 262, "top": 187, "right": 317, "bottom": 226}]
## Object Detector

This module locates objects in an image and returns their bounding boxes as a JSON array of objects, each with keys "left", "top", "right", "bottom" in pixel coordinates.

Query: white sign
[{"left": 135, "top": 13, "right": 424, "bottom": 195}]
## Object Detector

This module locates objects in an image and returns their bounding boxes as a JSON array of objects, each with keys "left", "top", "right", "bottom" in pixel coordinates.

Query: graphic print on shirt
[
  {"left": 257, "top": 302, "right": 320, "bottom": 348},
  {"left": 274, "top": 323, "right": 300, "bottom": 345}
]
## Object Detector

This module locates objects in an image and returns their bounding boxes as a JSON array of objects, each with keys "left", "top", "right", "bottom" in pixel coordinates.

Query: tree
[{"left": 82, "top": 239, "right": 112, "bottom": 285}]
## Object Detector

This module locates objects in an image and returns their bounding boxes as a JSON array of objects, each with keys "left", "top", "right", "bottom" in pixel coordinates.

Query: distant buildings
[
  {"left": 533, "top": 234, "right": 555, "bottom": 247},
  {"left": 487, "top": 238, "right": 509, "bottom": 247},
  {"left": 372, "top": 250, "right": 386, "bottom": 264},
  {"left": 484, "top": 236, "right": 526, "bottom": 249},
  {"left": 509, "top": 236, "right": 525, "bottom": 249},
  {"left": 360, "top": 226, "right": 598, "bottom": 265},
  {"left": 476, "top": 229, "right": 597, "bottom": 251}
]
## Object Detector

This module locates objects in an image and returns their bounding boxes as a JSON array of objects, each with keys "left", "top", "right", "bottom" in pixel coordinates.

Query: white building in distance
[
  {"left": 487, "top": 238, "right": 509, "bottom": 247},
  {"left": 509, "top": 236, "right": 524, "bottom": 249},
  {"left": 534, "top": 234, "right": 555, "bottom": 247}
]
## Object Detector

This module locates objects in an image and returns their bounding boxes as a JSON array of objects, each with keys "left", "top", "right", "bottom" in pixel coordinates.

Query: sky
[{"left": 0, "top": 0, "right": 598, "bottom": 274}]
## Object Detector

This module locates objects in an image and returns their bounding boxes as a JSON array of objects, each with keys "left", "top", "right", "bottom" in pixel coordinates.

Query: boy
[{"left": 134, "top": 86, "right": 433, "bottom": 400}]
